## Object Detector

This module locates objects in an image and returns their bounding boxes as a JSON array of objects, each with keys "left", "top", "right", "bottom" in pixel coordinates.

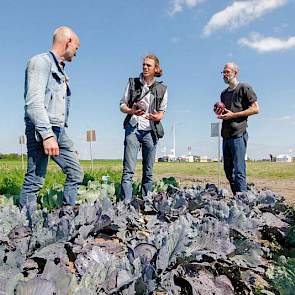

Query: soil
[{"left": 174, "top": 175, "right": 295, "bottom": 206}]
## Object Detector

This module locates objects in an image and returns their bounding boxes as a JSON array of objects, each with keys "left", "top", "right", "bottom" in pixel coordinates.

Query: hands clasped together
[{"left": 213, "top": 101, "right": 237, "bottom": 120}]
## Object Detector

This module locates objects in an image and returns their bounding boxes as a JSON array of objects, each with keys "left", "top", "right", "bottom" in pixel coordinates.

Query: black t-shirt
[{"left": 220, "top": 83, "right": 257, "bottom": 139}]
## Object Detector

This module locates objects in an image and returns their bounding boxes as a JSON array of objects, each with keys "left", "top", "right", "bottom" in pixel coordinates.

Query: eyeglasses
[{"left": 221, "top": 70, "right": 232, "bottom": 75}]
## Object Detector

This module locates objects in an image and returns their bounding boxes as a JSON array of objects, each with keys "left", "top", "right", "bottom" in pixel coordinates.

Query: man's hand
[
  {"left": 218, "top": 102, "right": 259, "bottom": 120},
  {"left": 218, "top": 108, "right": 237, "bottom": 120},
  {"left": 43, "top": 137, "right": 59, "bottom": 156},
  {"left": 121, "top": 104, "right": 145, "bottom": 116},
  {"left": 213, "top": 102, "right": 225, "bottom": 115},
  {"left": 131, "top": 109, "right": 145, "bottom": 116},
  {"left": 145, "top": 112, "right": 163, "bottom": 122}
]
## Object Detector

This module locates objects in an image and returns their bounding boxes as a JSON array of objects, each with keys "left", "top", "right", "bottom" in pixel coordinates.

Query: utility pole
[
  {"left": 211, "top": 122, "right": 221, "bottom": 189},
  {"left": 86, "top": 130, "right": 96, "bottom": 171},
  {"left": 172, "top": 122, "right": 176, "bottom": 159},
  {"left": 19, "top": 135, "right": 26, "bottom": 170}
]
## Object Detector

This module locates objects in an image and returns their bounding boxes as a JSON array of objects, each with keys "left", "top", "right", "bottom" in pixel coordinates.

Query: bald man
[{"left": 20, "top": 26, "right": 83, "bottom": 217}]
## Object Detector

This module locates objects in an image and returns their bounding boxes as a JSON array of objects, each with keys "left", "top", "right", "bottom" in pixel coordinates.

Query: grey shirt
[{"left": 220, "top": 82, "right": 257, "bottom": 139}]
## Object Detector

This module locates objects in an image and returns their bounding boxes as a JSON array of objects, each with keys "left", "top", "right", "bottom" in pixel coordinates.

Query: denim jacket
[{"left": 24, "top": 51, "right": 71, "bottom": 140}]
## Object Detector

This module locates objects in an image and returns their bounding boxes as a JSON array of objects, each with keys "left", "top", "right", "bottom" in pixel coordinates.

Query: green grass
[
  {"left": 1, "top": 159, "right": 295, "bottom": 196},
  {"left": 2, "top": 159, "right": 295, "bottom": 178},
  {"left": 155, "top": 161, "right": 295, "bottom": 179},
  {"left": 246, "top": 162, "right": 295, "bottom": 179}
]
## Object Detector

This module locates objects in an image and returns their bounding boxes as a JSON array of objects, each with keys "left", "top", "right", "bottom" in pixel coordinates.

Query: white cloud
[
  {"left": 239, "top": 33, "right": 295, "bottom": 52},
  {"left": 169, "top": 0, "right": 206, "bottom": 16},
  {"left": 272, "top": 115, "right": 295, "bottom": 124},
  {"left": 273, "top": 23, "right": 289, "bottom": 33},
  {"left": 278, "top": 115, "right": 292, "bottom": 121},
  {"left": 203, "top": 0, "right": 287, "bottom": 36},
  {"left": 171, "top": 36, "right": 181, "bottom": 43}
]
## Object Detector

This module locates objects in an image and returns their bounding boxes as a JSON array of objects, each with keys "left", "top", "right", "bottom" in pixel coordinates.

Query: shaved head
[
  {"left": 52, "top": 26, "right": 78, "bottom": 44},
  {"left": 51, "top": 26, "right": 80, "bottom": 62}
]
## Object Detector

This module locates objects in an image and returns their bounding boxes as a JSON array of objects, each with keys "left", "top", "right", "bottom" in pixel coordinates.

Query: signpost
[
  {"left": 211, "top": 122, "right": 221, "bottom": 189},
  {"left": 86, "top": 130, "right": 96, "bottom": 170},
  {"left": 188, "top": 146, "right": 192, "bottom": 155},
  {"left": 19, "top": 135, "right": 26, "bottom": 170}
]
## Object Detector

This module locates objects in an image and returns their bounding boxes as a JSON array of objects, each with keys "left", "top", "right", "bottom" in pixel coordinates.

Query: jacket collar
[
  {"left": 139, "top": 73, "right": 156, "bottom": 87},
  {"left": 48, "top": 51, "right": 69, "bottom": 82}
]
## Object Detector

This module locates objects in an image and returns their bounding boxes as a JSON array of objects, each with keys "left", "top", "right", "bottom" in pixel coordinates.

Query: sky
[{"left": 1, "top": 0, "right": 295, "bottom": 160}]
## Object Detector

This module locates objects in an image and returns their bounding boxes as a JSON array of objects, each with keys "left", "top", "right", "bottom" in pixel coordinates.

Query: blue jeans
[
  {"left": 222, "top": 132, "right": 248, "bottom": 195},
  {"left": 120, "top": 124, "right": 158, "bottom": 201},
  {"left": 19, "top": 126, "right": 84, "bottom": 215}
]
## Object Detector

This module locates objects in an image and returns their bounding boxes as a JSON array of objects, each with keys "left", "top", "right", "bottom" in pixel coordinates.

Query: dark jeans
[
  {"left": 120, "top": 123, "right": 158, "bottom": 202},
  {"left": 222, "top": 132, "right": 248, "bottom": 195},
  {"left": 19, "top": 126, "right": 84, "bottom": 215}
]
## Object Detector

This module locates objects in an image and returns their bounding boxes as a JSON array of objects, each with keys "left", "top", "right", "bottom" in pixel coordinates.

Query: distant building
[
  {"left": 177, "top": 155, "right": 194, "bottom": 162},
  {"left": 200, "top": 155, "right": 210, "bottom": 163},
  {"left": 269, "top": 154, "right": 276, "bottom": 162},
  {"left": 276, "top": 154, "right": 292, "bottom": 163},
  {"left": 158, "top": 154, "right": 176, "bottom": 162},
  {"left": 193, "top": 155, "right": 200, "bottom": 162}
]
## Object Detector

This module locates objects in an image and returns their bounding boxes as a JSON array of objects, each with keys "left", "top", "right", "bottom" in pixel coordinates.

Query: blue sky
[{"left": 1, "top": 0, "right": 295, "bottom": 159}]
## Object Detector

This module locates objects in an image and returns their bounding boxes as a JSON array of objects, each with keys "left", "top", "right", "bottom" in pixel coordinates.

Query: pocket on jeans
[
  {"left": 125, "top": 123, "right": 136, "bottom": 135},
  {"left": 59, "top": 132, "right": 75, "bottom": 151},
  {"left": 243, "top": 132, "right": 248, "bottom": 147}
]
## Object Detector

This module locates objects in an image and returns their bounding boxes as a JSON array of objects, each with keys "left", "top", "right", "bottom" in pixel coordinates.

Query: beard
[
  {"left": 64, "top": 48, "right": 76, "bottom": 62},
  {"left": 223, "top": 74, "right": 235, "bottom": 84}
]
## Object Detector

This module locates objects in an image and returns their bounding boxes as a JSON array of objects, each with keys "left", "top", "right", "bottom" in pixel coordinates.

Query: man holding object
[
  {"left": 19, "top": 26, "right": 84, "bottom": 216},
  {"left": 120, "top": 54, "right": 168, "bottom": 202},
  {"left": 214, "top": 62, "right": 259, "bottom": 195}
]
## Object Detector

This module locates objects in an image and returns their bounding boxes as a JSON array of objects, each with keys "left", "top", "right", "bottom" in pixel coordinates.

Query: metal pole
[
  {"left": 217, "top": 121, "right": 221, "bottom": 189},
  {"left": 172, "top": 122, "right": 176, "bottom": 158},
  {"left": 90, "top": 140, "right": 93, "bottom": 171},
  {"left": 21, "top": 142, "right": 24, "bottom": 170}
]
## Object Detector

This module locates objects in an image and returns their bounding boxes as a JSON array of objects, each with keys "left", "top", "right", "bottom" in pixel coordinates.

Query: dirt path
[{"left": 170, "top": 175, "right": 295, "bottom": 206}]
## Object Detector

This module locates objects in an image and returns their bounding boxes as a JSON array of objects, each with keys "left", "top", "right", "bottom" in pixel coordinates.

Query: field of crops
[
  {"left": 1, "top": 159, "right": 295, "bottom": 294},
  {"left": 2, "top": 159, "right": 295, "bottom": 195}
]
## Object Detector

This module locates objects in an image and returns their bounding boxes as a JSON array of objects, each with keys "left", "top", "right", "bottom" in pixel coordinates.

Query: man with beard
[
  {"left": 19, "top": 27, "right": 84, "bottom": 218},
  {"left": 214, "top": 62, "right": 259, "bottom": 195}
]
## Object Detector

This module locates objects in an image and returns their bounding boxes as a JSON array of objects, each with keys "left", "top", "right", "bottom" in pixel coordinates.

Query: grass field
[
  {"left": 1, "top": 159, "right": 295, "bottom": 195},
  {"left": 2, "top": 159, "right": 295, "bottom": 178}
]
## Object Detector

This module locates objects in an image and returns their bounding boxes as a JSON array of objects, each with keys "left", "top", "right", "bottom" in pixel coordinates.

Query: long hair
[{"left": 144, "top": 54, "right": 163, "bottom": 77}]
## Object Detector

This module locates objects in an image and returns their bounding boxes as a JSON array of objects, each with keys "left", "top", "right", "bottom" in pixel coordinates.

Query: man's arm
[
  {"left": 120, "top": 104, "right": 145, "bottom": 116},
  {"left": 25, "top": 55, "right": 59, "bottom": 155},
  {"left": 219, "top": 101, "right": 259, "bottom": 120},
  {"left": 25, "top": 56, "right": 54, "bottom": 139},
  {"left": 146, "top": 88, "right": 168, "bottom": 122},
  {"left": 119, "top": 82, "right": 145, "bottom": 116},
  {"left": 146, "top": 111, "right": 164, "bottom": 121}
]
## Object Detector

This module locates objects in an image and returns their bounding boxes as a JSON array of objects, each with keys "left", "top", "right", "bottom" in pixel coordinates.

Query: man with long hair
[{"left": 120, "top": 54, "right": 168, "bottom": 202}]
